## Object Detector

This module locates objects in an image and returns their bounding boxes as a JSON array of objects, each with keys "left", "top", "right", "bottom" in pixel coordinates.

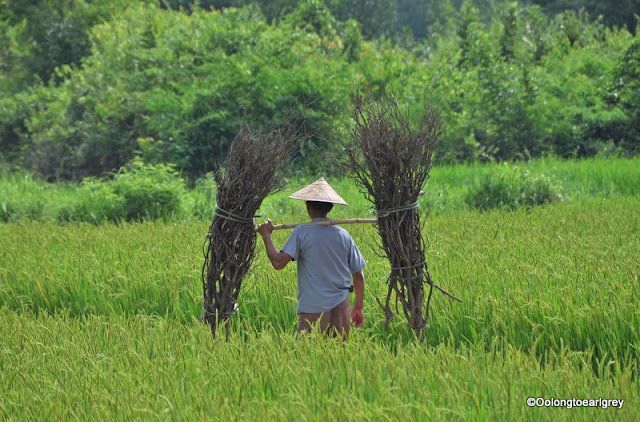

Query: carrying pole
[{"left": 254, "top": 218, "right": 377, "bottom": 232}]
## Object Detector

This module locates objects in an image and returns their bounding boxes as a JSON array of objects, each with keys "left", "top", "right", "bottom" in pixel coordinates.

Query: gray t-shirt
[{"left": 281, "top": 218, "right": 366, "bottom": 313}]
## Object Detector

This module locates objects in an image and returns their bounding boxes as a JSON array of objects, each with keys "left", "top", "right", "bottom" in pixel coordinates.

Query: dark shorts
[{"left": 297, "top": 297, "right": 351, "bottom": 339}]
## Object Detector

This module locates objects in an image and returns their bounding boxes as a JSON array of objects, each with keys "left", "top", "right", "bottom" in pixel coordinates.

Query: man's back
[{"left": 281, "top": 218, "right": 365, "bottom": 313}]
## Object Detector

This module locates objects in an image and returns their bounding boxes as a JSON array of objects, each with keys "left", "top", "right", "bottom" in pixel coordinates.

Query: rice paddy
[{"left": 1, "top": 159, "right": 639, "bottom": 420}]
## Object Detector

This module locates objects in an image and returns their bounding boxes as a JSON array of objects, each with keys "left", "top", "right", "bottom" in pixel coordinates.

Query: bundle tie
[
  {"left": 202, "top": 301, "right": 238, "bottom": 320},
  {"left": 381, "top": 271, "right": 427, "bottom": 282},
  {"left": 372, "top": 201, "right": 419, "bottom": 218},
  {"left": 380, "top": 261, "right": 428, "bottom": 282},
  {"left": 392, "top": 260, "right": 426, "bottom": 270},
  {"left": 214, "top": 206, "right": 260, "bottom": 224}
]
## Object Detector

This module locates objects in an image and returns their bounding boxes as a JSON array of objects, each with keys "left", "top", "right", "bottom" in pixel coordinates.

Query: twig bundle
[
  {"left": 343, "top": 90, "right": 460, "bottom": 340},
  {"left": 201, "top": 119, "right": 303, "bottom": 339}
]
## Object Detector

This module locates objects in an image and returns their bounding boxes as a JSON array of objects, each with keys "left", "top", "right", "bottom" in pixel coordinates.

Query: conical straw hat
[{"left": 289, "top": 177, "right": 349, "bottom": 205}]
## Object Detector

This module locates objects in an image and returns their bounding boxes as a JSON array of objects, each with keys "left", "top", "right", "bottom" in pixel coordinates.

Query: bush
[
  {"left": 465, "top": 162, "right": 563, "bottom": 210},
  {"left": 111, "top": 159, "right": 185, "bottom": 221},
  {"left": 0, "top": 172, "right": 46, "bottom": 222},
  {"left": 56, "top": 178, "right": 125, "bottom": 223},
  {"left": 57, "top": 160, "right": 186, "bottom": 223}
]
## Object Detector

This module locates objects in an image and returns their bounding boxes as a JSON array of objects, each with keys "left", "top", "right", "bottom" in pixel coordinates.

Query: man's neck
[{"left": 308, "top": 211, "right": 328, "bottom": 220}]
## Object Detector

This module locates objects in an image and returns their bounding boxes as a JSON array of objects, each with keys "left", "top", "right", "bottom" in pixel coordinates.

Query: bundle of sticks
[
  {"left": 342, "top": 90, "right": 461, "bottom": 340},
  {"left": 201, "top": 119, "right": 305, "bottom": 339}
]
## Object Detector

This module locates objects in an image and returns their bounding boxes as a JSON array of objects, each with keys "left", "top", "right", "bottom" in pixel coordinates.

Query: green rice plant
[
  {"left": 0, "top": 307, "right": 637, "bottom": 420},
  {"left": 0, "top": 196, "right": 639, "bottom": 419},
  {"left": 464, "top": 162, "right": 563, "bottom": 210},
  {"left": 1, "top": 198, "right": 638, "bottom": 364}
]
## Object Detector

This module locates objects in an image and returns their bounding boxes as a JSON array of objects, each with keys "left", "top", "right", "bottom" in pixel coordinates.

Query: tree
[{"left": 611, "top": 36, "right": 640, "bottom": 152}]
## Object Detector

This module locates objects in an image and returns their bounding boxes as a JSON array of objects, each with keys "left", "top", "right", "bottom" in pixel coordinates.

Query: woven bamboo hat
[{"left": 289, "top": 177, "right": 349, "bottom": 206}]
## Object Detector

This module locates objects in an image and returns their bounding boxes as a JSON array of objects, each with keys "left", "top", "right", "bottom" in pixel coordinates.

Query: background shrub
[
  {"left": 464, "top": 162, "right": 563, "bottom": 210},
  {"left": 111, "top": 159, "right": 185, "bottom": 221},
  {"left": 179, "top": 173, "right": 217, "bottom": 221},
  {"left": 0, "top": 172, "right": 46, "bottom": 222},
  {"left": 56, "top": 178, "right": 125, "bottom": 223},
  {"left": 57, "top": 160, "right": 186, "bottom": 223}
]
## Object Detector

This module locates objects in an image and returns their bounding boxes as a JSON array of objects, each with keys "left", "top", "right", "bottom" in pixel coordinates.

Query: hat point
[{"left": 288, "top": 177, "right": 348, "bottom": 206}]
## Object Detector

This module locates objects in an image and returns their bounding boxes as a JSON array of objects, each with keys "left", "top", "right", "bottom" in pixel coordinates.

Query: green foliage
[
  {"left": 8, "top": 3, "right": 369, "bottom": 178},
  {"left": 57, "top": 159, "right": 185, "bottom": 223},
  {"left": 0, "top": 171, "right": 46, "bottom": 222},
  {"left": 464, "top": 162, "right": 563, "bottom": 210},
  {"left": 427, "top": 2, "right": 636, "bottom": 163},
  {"left": 341, "top": 19, "right": 363, "bottom": 61},
  {"left": 555, "top": 8, "right": 604, "bottom": 47},
  {"left": 328, "top": 0, "right": 396, "bottom": 39},
  {"left": 285, "top": 0, "right": 336, "bottom": 39},
  {"left": 610, "top": 36, "right": 640, "bottom": 153},
  {"left": 1, "top": 1, "right": 639, "bottom": 179},
  {"left": 111, "top": 159, "right": 185, "bottom": 221},
  {"left": 535, "top": 0, "right": 640, "bottom": 34},
  {"left": 499, "top": 2, "right": 520, "bottom": 59},
  {"left": 0, "top": 92, "right": 31, "bottom": 166},
  {"left": 456, "top": 2, "right": 491, "bottom": 68},
  {"left": 0, "top": 0, "right": 133, "bottom": 93}
]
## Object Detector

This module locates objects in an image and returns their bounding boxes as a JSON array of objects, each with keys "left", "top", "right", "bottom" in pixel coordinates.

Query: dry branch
[
  {"left": 342, "top": 89, "right": 460, "bottom": 340},
  {"left": 201, "top": 118, "right": 306, "bottom": 339}
]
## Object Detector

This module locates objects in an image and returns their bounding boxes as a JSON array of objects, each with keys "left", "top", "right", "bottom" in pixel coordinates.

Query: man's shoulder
[{"left": 334, "top": 225, "right": 357, "bottom": 244}]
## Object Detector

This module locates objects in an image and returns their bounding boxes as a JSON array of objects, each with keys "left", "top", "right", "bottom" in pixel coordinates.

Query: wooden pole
[
  {"left": 205, "top": 218, "right": 377, "bottom": 238},
  {"left": 256, "top": 218, "right": 378, "bottom": 232}
]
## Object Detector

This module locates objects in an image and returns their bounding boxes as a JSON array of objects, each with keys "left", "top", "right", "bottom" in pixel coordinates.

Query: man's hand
[
  {"left": 351, "top": 271, "right": 364, "bottom": 328},
  {"left": 351, "top": 306, "right": 364, "bottom": 328},
  {"left": 258, "top": 219, "right": 274, "bottom": 237}
]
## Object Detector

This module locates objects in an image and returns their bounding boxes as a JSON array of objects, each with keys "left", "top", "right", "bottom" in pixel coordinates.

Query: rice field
[{"left": 1, "top": 189, "right": 639, "bottom": 420}]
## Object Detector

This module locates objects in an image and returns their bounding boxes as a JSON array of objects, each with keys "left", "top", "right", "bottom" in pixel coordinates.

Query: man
[{"left": 258, "top": 177, "right": 365, "bottom": 339}]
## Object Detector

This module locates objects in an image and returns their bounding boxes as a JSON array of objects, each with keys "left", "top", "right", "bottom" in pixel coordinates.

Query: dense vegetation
[
  {"left": 2, "top": 157, "right": 640, "bottom": 223},
  {"left": 1, "top": 0, "right": 639, "bottom": 180}
]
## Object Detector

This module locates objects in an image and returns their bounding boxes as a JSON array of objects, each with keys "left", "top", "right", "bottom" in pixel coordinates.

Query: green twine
[
  {"left": 392, "top": 260, "right": 427, "bottom": 270},
  {"left": 214, "top": 207, "right": 260, "bottom": 224},
  {"left": 202, "top": 301, "right": 238, "bottom": 320},
  {"left": 372, "top": 201, "right": 419, "bottom": 218},
  {"left": 380, "top": 260, "right": 428, "bottom": 282}
]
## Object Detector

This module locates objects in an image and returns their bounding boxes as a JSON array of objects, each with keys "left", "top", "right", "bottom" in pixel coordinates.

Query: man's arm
[
  {"left": 258, "top": 219, "right": 293, "bottom": 270},
  {"left": 351, "top": 270, "right": 364, "bottom": 328}
]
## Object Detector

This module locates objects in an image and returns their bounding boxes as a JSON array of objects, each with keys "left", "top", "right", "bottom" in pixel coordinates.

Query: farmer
[{"left": 258, "top": 177, "right": 365, "bottom": 339}]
